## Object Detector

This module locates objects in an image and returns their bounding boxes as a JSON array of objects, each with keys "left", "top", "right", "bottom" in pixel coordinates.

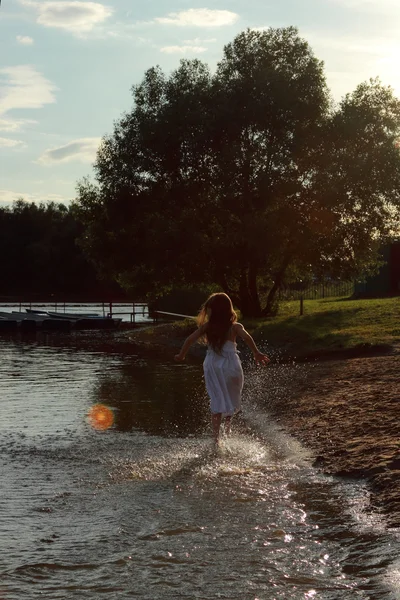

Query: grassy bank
[
  {"left": 131, "top": 296, "right": 399, "bottom": 360},
  {"left": 244, "top": 296, "right": 400, "bottom": 359}
]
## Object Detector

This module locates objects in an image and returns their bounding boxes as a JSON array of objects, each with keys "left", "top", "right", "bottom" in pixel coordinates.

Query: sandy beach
[{"left": 264, "top": 348, "right": 400, "bottom": 528}]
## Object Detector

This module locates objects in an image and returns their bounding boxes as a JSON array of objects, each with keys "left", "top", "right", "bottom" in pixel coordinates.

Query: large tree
[{"left": 75, "top": 28, "right": 400, "bottom": 316}]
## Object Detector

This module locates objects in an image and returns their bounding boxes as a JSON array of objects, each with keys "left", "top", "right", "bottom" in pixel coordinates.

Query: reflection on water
[
  {"left": 94, "top": 359, "right": 209, "bottom": 436},
  {"left": 0, "top": 332, "right": 399, "bottom": 600}
]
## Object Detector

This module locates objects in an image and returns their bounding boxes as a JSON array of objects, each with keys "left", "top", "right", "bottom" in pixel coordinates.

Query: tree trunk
[
  {"left": 248, "top": 264, "right": 261, "bottom": 316},
  {"left": 217, "top": 266, "right": 262, "bottom": 317},
  {"left": 262, "top": 255, "right": 291, "bottom": 316},
  {"left": 239, "top": 267, "right": 262, "bottom": 317},
  {"left": 216, "top": 270, "right": 241, "bottom": 309}
]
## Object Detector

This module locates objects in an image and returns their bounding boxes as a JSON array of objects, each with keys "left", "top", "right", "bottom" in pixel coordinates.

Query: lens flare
[{"left": 88, "top": 404, "right": 114, "bottom": 430}]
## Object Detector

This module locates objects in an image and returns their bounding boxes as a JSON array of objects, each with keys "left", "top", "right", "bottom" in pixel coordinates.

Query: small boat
[
  {"left": 0, "top": 310, "right": 121, "bottom": 331},
  {"left": 27, "top": 310, "right": 122, "bottom": 327},
  {"left": 26, "top": 309, "right": 100, "bottom": 318},
  {"left": 5, "top": 311, "right": 48, "bottom": 321}
]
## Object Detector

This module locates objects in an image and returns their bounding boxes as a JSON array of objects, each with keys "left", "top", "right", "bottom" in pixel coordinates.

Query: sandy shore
[{"left": 263, "top": 348, "right": 400, "bottom": 528}]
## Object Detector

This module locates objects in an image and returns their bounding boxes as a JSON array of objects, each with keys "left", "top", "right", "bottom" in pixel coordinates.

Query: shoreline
[
  {"left": 126, "top": 322, "right": 400, "bottom": 528},
  {"left": 45, "top": 321, "right": 399, "bottom": 528},
  {"left": 263, "top": 351, "right": 400, "bottom": 528}
]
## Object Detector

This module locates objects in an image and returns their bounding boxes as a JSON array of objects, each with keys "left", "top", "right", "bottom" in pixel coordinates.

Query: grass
[
  {"left": 130, "top": 317, "right": 196, "bottom": 345},
  {"left": 131, "top": 296, "right": 399, "bottom": 360},
  {"left": 244, "top": 296, "right": 400, "bottom": 359}
]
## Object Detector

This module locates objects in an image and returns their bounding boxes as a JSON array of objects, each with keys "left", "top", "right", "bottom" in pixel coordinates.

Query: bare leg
[
  {"left": 224, "top": 416, "right": 232, "bottom": 436},
  {"left": 212, "top": 413, "right": 222, "bottom": 445}
]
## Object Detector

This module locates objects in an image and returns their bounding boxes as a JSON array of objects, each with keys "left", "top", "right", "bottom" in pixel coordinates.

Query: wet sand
[{"left": 265, "top": 349, "right": 400, "bottom": 528}]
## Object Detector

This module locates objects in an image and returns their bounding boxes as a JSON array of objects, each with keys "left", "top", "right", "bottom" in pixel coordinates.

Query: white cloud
[
  {"left": 160, "top": 45, "right": 207, "bottom": 54},
  {"left": 182, "top": 37, "right": 217, "bottom": 43},
  {"left": 0, "top": 65, "right": 57, "bottom": 116},
  {"left": 155, "top": 9, "right": 239, "bottom": 27},
  {"left": 0, "top": 118, "right": 37, "bottom": 132},
  {"left": 16, "top": 35, "right": 35, "bottom": 45},
  {"left": 19, "top": 0, "right": 113, "bottom": 35},
  {"left": 0, "top": 137, "right": 26, "bottom": 148},
  {"left": 37, "top": 137, "right": 101, "bottom": 165},
  {"left": 0, "top": 190, "right": 68, "bottom": 206}
]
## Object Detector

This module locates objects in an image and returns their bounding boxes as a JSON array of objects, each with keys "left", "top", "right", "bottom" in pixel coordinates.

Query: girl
[{"left": 174, "top": 293, "right": 270, "bottom": 445}]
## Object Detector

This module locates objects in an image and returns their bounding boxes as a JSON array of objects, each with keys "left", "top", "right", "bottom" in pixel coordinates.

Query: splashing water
[{"left": 0, "top": 334, "right": 399, "bottom": 599}]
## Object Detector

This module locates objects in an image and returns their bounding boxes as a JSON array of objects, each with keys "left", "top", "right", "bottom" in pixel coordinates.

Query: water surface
[{"left": 0, "top": 333, "right": 399, "bottom": 599}]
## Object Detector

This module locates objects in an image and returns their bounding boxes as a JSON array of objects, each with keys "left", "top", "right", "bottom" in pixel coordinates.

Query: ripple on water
[{"left": 1, "top": 336, "right": 400, "bottom": 599}]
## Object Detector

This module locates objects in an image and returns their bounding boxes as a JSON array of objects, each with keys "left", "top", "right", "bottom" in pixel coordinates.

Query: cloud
[
  {"left": 19, "top": 0, "right": 114, "bottom": 35},
  {"left": 0, "top": 189, "right": 68, "bottom": 206},
  {"left": 0, "top": 118, "right": 37, "bottom": 132},
  {"left": 0, "top": 137, "right": 26, "bottom": 148},
  {"left": 0, "top": 65, "right": 57, "bottom": 116},
  {"left": 182, "top": 37, "right": 217, "bottom": 43},
  {"left": 160, "top": 45, "right": 207, "bottom": 54},
  {"left": 37, "top": 137, "right": 101, "bottom": 165},
  {"left": 16, "top": 35, "right": 35, "bottom": 45},
  {"left": 155, "top": 9, "right": 239, "bottom": 27}
]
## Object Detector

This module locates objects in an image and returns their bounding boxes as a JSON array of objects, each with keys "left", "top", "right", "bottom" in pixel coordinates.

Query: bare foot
[{"left": 212, "top": 438, "right": 221, "bottom": 452}]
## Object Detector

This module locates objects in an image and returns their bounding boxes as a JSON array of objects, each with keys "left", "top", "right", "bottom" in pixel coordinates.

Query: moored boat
[
  {"left": 26, "top": 309, "right": 100, "bottom": 318},
  {"left": 0, "top": 311, "right": 122, "bottom": 331}
]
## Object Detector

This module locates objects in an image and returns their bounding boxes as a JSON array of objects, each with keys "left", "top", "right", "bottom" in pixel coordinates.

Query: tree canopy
[
  {"left": 0, "top": 200, "right": 122, "bottom": 300},
  {"left": 75, "top": 27, "right": 400, "bottom": 316}
]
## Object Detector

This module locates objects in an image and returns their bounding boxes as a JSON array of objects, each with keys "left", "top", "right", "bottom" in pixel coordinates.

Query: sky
[{"left": 1, "top": 0, "right": 400, "bottom": 207}]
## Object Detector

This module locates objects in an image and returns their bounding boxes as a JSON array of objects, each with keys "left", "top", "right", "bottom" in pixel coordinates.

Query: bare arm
[
  {"left": 234, "top": 323, "right": 270, "bottom": 365},
  {"left": 174, "top": 324, "right": 207, "bottom": 361}
]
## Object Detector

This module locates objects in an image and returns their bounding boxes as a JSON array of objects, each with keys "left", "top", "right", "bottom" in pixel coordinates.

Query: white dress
[{"left": 203, "top": 340, "right": 244, "bottom": 416}]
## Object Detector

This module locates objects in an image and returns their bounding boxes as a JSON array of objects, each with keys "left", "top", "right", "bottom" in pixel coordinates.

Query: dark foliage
[
  {"left": 75, "top": 28, "right": 400, "bottom": 316},
  {"left": 0, "top": 200, "right": 123, "bottom": 300}
]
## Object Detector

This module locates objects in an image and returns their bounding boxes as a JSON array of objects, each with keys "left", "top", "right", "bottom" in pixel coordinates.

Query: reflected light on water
[{"left": 88, "top": 404, "right": 114, "bottom": 430}]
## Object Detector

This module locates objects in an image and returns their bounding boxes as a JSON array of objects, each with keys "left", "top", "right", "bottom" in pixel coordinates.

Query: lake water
[
  {"left": 0, "top": 331, "right": 399, "bottom": 599},
  {"left": 0, "top": 302, "right": 151, "bottom": 323}
]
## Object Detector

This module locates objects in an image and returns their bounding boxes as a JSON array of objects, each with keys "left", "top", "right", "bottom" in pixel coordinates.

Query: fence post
[
  {"left": 300, "top": 295, "right": 304, "bottom": 316},
  {"left": 109, "top": 302, "right": 112, "bottom": 318}
]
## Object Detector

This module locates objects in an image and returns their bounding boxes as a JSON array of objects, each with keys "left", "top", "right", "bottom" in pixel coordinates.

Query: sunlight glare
[
  {"left": 88, "top": 403, "right": 114, "bottom": 430},
  {"left": 374, "top": 44, "right": 400, "bottom": 97}
]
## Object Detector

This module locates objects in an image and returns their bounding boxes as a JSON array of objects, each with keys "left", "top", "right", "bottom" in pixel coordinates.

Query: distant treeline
[{"left": 0, "top": 200, "right": 124, "bottom": 301}]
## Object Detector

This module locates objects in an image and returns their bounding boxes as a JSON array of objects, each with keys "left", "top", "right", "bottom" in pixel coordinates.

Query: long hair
[{"left": 197, "top": 293, "right": 237, "bottom": 353}]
